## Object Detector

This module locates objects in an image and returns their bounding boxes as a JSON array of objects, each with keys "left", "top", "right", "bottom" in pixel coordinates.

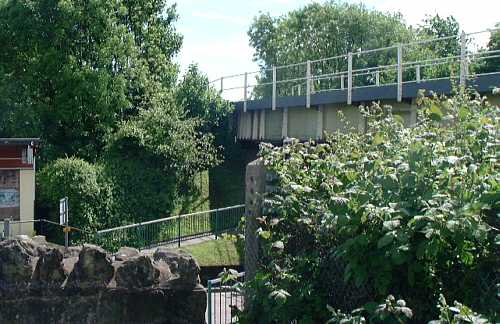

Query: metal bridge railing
[
  {"left": 211, "top": 27, "right": 500, "bottom": 107},
  {"left": 93, "top": 204, "right": 245, "bottom": 251}
]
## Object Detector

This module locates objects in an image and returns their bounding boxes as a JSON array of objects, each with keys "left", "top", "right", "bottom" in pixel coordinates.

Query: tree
[
  {"left": 248, "top": 2, "right": 417, "bottom": 95},
  {"left": 417, "top": 14, "right": 461, "bottom": 57},
  {"left": 0, "top": 0, "right": 231, "bottom": 229},
  {"left": 479, "top": 22, "right": 500, "bottom": 73},
  {"left": 0, "top": 0, "right": 183, "bottom": 164},
  {"left": 103, "top": 99, "right": 220, "bottom": 224}
]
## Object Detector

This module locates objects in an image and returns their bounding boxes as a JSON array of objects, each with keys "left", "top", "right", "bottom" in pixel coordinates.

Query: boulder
[
  {"left": 115, "top": 247, "right": 140, "bottom": 261},
  {"left": 153, "top": 247, "right": 200, "bottom": 289},
  {"left": 32, "top": 248, "right": 66, "bottom": 287},
  {"left": 115, "top": 255, "right": 159, "bottom": 289},
  {"left": 0, "top": 239, "right": 38, "bottom": 287},
  {"left": 66, "top": 244, "right": 114, "bottom": 290}
]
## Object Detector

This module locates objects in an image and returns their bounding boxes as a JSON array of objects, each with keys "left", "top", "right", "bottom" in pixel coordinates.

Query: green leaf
[
  {"left": 377, "top": 231, "right": 395, "bottom": 248},
  {"left": 429, "top": 104, "right": 443, "bottom": 121}
]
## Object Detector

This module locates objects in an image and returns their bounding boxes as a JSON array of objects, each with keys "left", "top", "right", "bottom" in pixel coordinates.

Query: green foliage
[
  {"left": 37, "top": 158, "right": 114, "bottom": 231},
  {"left": 0, "top": 0, "right": 232, "bottom": 233},
  {"left": 249, "top": 2, "right": 413, "bottom": 68},
  {"left": 478, "top": 23, "right": 500, "bottom": 74},
  {"left": 247, "top": 90, "right": 499, "bottom": 323},
  {"left": 104, "top": 101, "right": 220, "bottom": 224}
]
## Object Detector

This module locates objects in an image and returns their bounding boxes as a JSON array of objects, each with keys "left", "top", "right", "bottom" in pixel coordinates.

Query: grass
[{"left": 181, "top": 238, "right": 242, "bottom": 267}]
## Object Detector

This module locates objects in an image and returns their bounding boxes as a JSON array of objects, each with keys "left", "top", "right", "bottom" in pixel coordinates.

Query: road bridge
[{"left": 212, "top": 28, "right": 500, "bottom": 142}]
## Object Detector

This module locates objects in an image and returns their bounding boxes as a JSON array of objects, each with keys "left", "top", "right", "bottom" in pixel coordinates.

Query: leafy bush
[
  {"left": 37, "top": 158, "right": 114, "bottom": 233},
  {"left": 246, "top": 90, "right": 499, "bottom": 323}
]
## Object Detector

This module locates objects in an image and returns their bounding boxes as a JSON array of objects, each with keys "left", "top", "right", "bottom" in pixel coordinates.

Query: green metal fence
[
  {"left": 207, "top": 272, "right": 245, "bottom": 324},
  {"left": 93, "top": 205, "right": 245, "bottom": 251}
]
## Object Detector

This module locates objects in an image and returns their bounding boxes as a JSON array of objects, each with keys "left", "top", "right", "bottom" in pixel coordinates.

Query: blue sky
[{"left": 175, "top": 0, "right": 499, "bottom": 82}]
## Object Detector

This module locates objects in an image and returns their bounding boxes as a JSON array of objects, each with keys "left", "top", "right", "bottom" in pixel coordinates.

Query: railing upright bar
[
  {"left": 340, "top": 74, "right": 344, "bottom": 89},
  {"left": 397, "top": 44, "right": 403, "bottom": 102},
  {"left": 375, "top": 70, "right": 380, "bottom": 86},
  {"left": 220, "top": 77, "right": 224, "bottom": 94},
  {"left": 347, "top": 53, "right": 352, "bottom": 105},
  {"left": 3, "top": 218, "right": 10, "bottom": 239},
  {"left": 243, "top": 72, "right": 248, "bottom": 112},
  {"left": 460, "top": 31, "right": 468, "bottom": 89},
  {"left": 207, "top": 280, "right": 213, "bottom": 324},
  {"left": 416, "top": 65, "right": 421, "bottom": 83},
  {"left": 306, "top": 60, "right": 311, "bottom": 108},
  {"left": 272, "top": 66, "right": 277, "bottom": 110}
]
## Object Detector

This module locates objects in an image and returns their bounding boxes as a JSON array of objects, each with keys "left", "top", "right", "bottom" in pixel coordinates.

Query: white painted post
[
  {"left": 272, "top": 66, "right": 277, "bottom": 110},
  {"left": 306, "top": 61, "right": 311, "bottom": 108},
  {"left": 397, "top": 44, "right": 403, "bottom": 102},
  {"left": 244, "top": 72, "right": 248, "bottom": 112},
  {"left": 459, "top": 31, "right": 467, "bottom": 89},
  {"left": 416, "top": 65, "right": 421, "bottom": 83},
  {"left": 347, "top": 53, "right": 353, "bottom": 105},
  {"left": 282, "top": 108, "right": 288, "bottom": 139},
  {"left": 298, "top": 84, "right": 301, "bottom": 96},
  {"left": 375, "top": 70, "right": 380, "bottom": 86},
  {"left": 340, "top": 74, "right": 344, "bottom": 89}
]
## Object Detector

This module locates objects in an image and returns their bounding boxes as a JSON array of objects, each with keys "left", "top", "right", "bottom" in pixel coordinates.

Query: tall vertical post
[
  {"left": 340, "top": 74, "right": 344, "bottom": 89},
  {"left": 306, "top": 61, "right": 311, "bottom": 108},
  {"left": 347, "top": 53, "right": 353, "bottom": 105},
  {"left": 375, "top": 70, "right": 380, "bottom": 86},
  {"left": 416, "top": 65, "right": 421, "bottom": 83},
  {"left": 244, "top": 159, "right": 266, "bottom": 307},
  {"left": 272, "top": 66, "right": 277, "bottom": 110},
  {"left": 397, "top": 44, "right": 403, "bottom": 102},
  {"left": 243, "top": 72, "right": 248, "bottom": 112},
  {"left": 460, "top": 31, "right": 467, "bottom": 89}
]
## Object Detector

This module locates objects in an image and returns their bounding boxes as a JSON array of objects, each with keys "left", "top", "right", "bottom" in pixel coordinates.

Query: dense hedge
[{"left": 244, "top": 90, "right": 499, "bottom": 323}]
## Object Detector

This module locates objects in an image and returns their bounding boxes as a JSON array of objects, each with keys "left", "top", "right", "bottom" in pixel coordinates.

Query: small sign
[{"left": 59, "top": 197, "right": 68, "bottom": 225}]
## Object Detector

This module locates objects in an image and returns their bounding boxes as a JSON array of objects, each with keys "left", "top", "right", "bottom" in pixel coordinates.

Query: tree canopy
[{"left": 0, "top": 0, "right": 232, "bottom": 228}]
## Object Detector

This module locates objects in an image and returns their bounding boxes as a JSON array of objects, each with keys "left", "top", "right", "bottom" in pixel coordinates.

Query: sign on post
[
  {"left": 59, "top": 197, "right": 69, "bottom": 248},
  {"left": 59, "top": 197, "right": 68, "bottom": 225}
]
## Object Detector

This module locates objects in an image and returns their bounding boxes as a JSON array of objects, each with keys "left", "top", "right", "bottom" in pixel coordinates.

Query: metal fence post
[
  {"left": 397, "top": 44, "right": 403, "bottom": 102},
  {"left": 306, "top": 61, "right": 311, "bottom": 108},
  {"left": 375, "top": 70, "right": 380, "bottom": 86},
  {"left": 416, "top": 65, "right": 421, "bottom": 83},
  {"left": 243, "top": 72, "right": 248, "bottom": 112},
  {"left": 347, "top": 53, "right": 353, "bottom": 105},
  {"left": 177, "top": 215, "right": 181, "bottom": 248},
  {"left": 3, "top": 218, "right": 10, "bottom": 239},
  {"left": 340, "top": 74, "right": 344, "bottom": 90},
  {"left": 207, "top": 280, "right": 213, "bottom": 324},
  {"left": 272, "top": 66, "right": 277, "bottom": 110},
  {"left": 214, "top": 208, "right": 219, "bottom": 239},
  {"left": 460, "top": 31, "right": 467, "bottom": 89}
]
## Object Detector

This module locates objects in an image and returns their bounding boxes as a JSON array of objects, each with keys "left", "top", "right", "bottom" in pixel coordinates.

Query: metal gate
[{"left": 207, "top": 272, "right": 245, "bottom": 324}]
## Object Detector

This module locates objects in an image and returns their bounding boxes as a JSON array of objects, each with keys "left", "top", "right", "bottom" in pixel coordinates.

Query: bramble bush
[{"left": 243, "top": 89, "right": 499, "bottom": 323}]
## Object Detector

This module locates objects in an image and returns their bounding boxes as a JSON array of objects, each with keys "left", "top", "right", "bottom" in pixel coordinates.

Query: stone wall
[{"left": 0, "top": 237, "right": 206, "bottom": 324}]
